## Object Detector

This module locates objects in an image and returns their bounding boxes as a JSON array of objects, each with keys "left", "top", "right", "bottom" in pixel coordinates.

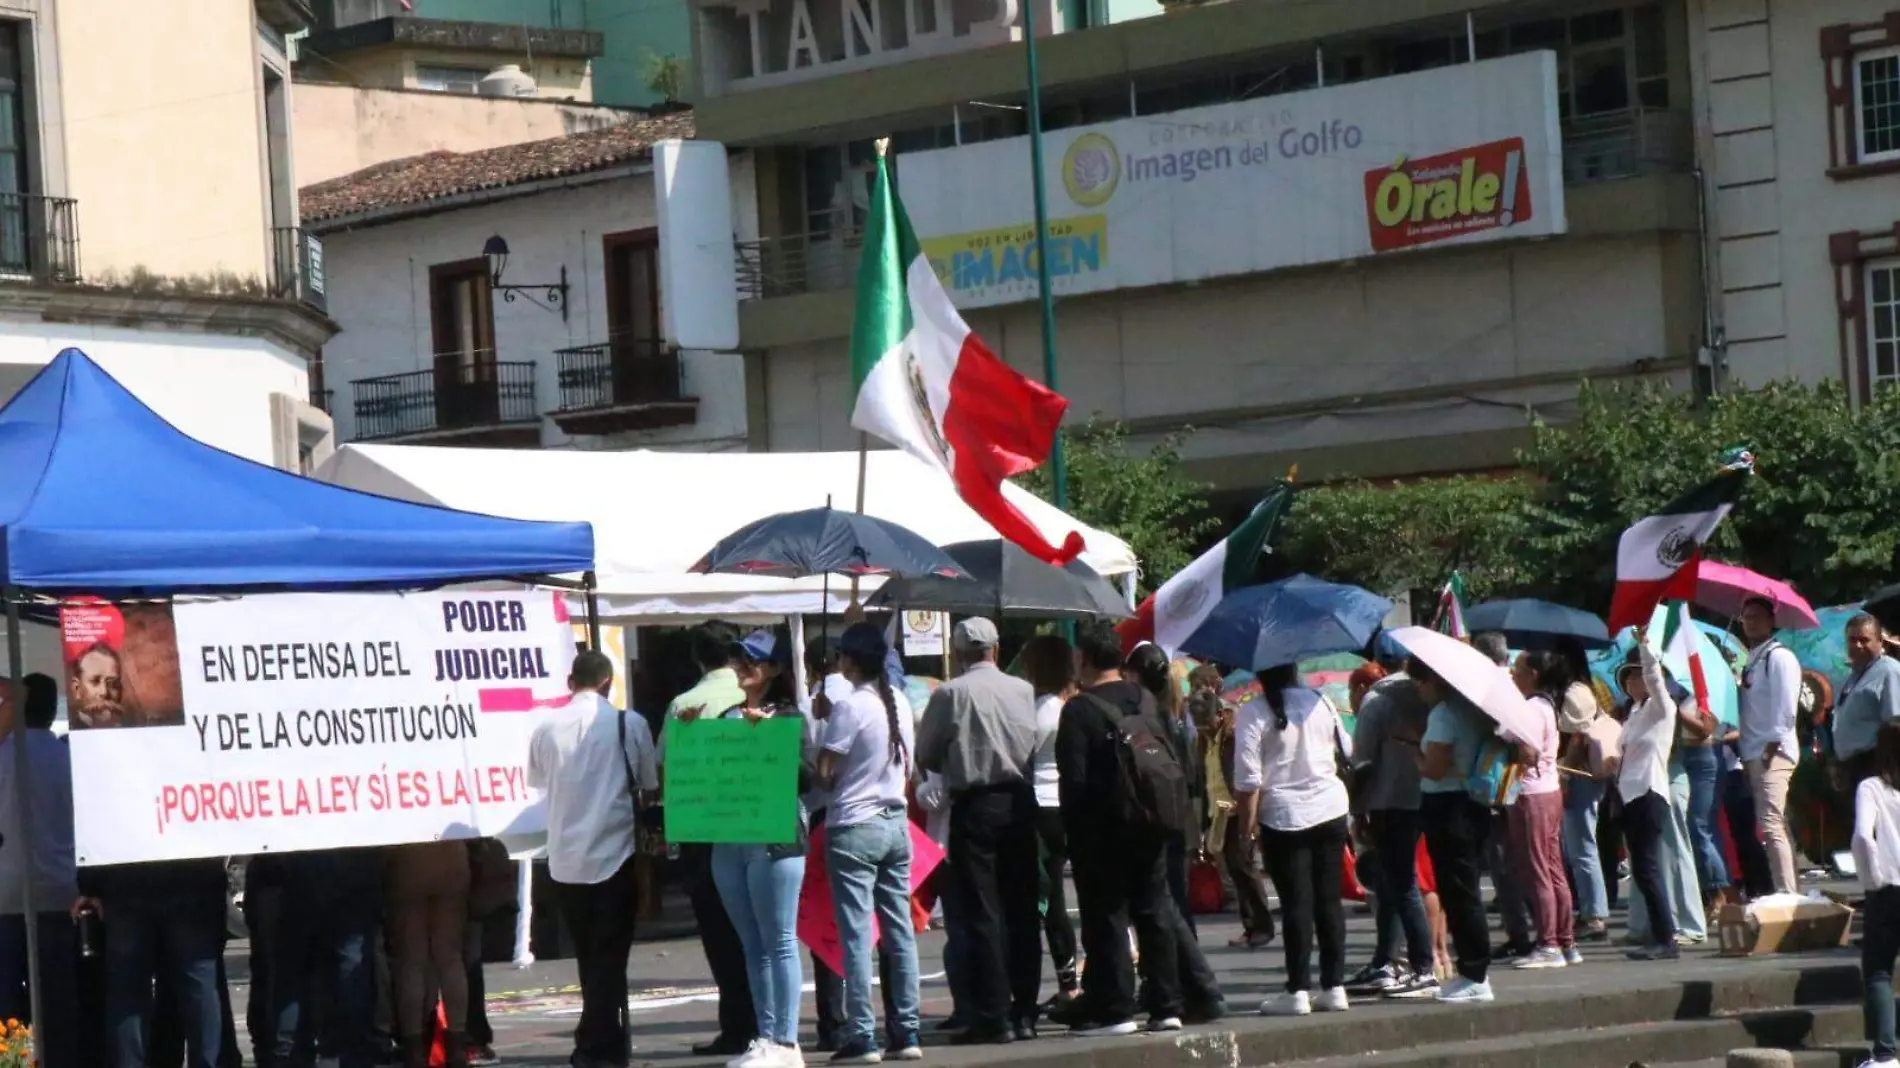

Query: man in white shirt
[
  {"left": 1738, "top": 597, "right": 1802, "bottom": 895},
  {"left": 0, "top": 675, "right": 78, "bottom": 1068},
  {"left": 529, "top": 650, "right": 657, "bottom": 1068}
]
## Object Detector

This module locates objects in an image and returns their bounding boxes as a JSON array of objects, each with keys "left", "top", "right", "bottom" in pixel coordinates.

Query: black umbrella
[
  {"left": 1463, "top": 598, "right": 1613, "bottom": 650},
  {"left": 1865, "top": 583, "right": 1900, "bottom": 633},
  {"left": 690, "top": 505, "right": 968, "bottom": 580},
  {"left": 866, "top": 539, "right": 1131, "bottom": 620}
]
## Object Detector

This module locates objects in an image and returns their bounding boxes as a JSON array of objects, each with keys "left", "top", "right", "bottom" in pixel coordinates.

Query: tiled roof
[{"left": 299, "top": 109, "right": 695, "bottom": 225}]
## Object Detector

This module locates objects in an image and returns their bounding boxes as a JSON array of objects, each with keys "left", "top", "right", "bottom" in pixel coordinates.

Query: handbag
[
  {"left": 1187, "top": 855, "right": 1225, "bottom": 915},
  {"left": 466, "top": 838, "right": 517, "bottom": 919}
]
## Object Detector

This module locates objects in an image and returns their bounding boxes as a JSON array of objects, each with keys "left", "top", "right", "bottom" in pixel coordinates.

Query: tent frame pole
[
  {"left": 4, "top": 581, "right": 43, "bottom": 1055},
  {"left": 583, "top": 570, "right": 601, "bottom": 650}
]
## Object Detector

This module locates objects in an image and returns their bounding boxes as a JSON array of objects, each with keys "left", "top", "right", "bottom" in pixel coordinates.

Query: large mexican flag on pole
[
  {"left": 848, "top": 146, "right": 1084, "bottom": 565},
  {"left": 1607, "top": 450, "right": 1754, "bottom": 633}
]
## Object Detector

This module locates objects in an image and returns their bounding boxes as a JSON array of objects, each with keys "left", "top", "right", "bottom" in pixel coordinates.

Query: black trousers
[
  {"left": 1223, "top": 817, "right": 1275, "bottom": 939},
  {"left": 465, "top": 921, "right": 493, "bottom": 1047},
  {"left": 1622, "top": 791, "right": 1676, "bottom": 945},
  {"left": 947, "top": 785, "right": 1043, "bottom": 1028},
  {"left": 1259, "top": 817, "right": 1348, "bottom": 992},
  {"left": 1071, "top": 833, "right": 1180, "bottom": 1024},
  {"left": 553, "top": 856, "right": 639, "bottom": 1066},
  {"left": 681, "top": 844, "right": 756, "bottom": 1042},
  {"left": 1421, "top": 792, "right": 1492, "bottom": 984},
  {"left": 1034, "top": 807, "right": 1079, "bottom": 990},
  {"left": 1721, "top": 765, "right": 1775, "bottom": 899},
  {"left": 1597, "top": 789, "right": 1625, "bottom": 910}
]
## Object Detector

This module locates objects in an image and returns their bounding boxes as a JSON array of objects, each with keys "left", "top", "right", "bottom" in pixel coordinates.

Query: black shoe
[
  {"left": 1490, "top": 943, "right": 1531, "bottom": 963},
  {"left": 693, "top": 1035, "right": 755, "bottom": 1057},
  {"left": 1045, "top": 996, "right": 1085, "bottom": 1027},
  {"left": 933, "top": 1015, "right": 968, "bottom": 1033},
  {"left": 1182, "top": 998, "right": 1226, "bottom": 1025},
  {"left": 1626, "top": 943, "right": 1681, "bottom": 962},
  {"left": 1012, "top": 1019, "right": 1037, "bottom": 1042},
  {"left": 950, "top": 1025, "right": 1014, "bottom": 1046}
]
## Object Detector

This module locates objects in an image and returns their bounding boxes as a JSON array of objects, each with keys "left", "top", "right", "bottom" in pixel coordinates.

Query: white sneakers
[
  {"left": 1512, "top": 947, "right": 1566, "bottom": 970},
  {"left": 1434, "top": 978, "right": 1495, "bottom": 1004},
  {"left": 1259, "top": 987, "right": 1350, "bottom": 1017},
  {"left": 731, "top": 1040, "right": 807, "bottom": 1068}
]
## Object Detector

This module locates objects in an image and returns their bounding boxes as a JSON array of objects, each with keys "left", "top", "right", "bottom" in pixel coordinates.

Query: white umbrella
[{"left": 1385, "top": 625, "right": 1541, "bottom": 743}]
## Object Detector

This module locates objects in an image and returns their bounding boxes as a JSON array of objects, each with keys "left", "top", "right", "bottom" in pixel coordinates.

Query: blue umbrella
[
  {"left": 691, "top": 505, "right": 969, "bottom": 580},
  {"left": 1464, "top": 598, "right": 1613, "bottom": 650},
  {"left": 1179, "top": 574, "right": 1392, "bottom": 672}
]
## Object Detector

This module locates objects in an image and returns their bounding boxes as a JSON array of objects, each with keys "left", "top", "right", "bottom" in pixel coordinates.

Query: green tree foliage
[
  {"left": 1278, "top": 476, "right": 1534, "bottom": 603},
  {"left": 1024, "top": 381, "right": 1899, "bottom": 612},
  {"left": 1020, "top": 419, "right": 1217, "bottom": 595}
]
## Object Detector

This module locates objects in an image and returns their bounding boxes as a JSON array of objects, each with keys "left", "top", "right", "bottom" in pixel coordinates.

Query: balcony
[
  {"left": 1560, "top": 108, "right": 1692, "bottom": 185},
  {"left": 270, "top": 226, "right": 327, "bottom": 312},
  {"left": 350, "top": 359, "right": 540, "bottom": 445},
  {"left": 735, "top": 209, "right": 861, "bottom": 301},
  {"left": 551, "top": 338, "right": 698, "bottom": 435},
  {"left": 0, "top": 194, "right": 79, "bottom": 284}
]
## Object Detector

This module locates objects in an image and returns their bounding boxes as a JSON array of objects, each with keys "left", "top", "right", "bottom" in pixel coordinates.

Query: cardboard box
[{"left": 1716, "top": 897, "right": 1855, "bottom": 956}]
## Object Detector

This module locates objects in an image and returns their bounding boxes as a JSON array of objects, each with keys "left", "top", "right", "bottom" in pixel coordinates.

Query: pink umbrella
[{"left": 1695, "top": 560, "right": 1820, "bottom": 630}]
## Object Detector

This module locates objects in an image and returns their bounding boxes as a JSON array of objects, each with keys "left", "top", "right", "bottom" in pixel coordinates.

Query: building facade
[
  {"left": 302, "top": 115, "right": 758, "bottom": 453},
  {"left": 691, "top": 0, "right": 1900, "bottom": 493},
  {"left": 0, "top": 0, "right": 335, "bottom": 472}
]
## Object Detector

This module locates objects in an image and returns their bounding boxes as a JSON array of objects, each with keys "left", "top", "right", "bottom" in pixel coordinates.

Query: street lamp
[{"left": 481, "top": 234, "right": 570, "bottom": 321}]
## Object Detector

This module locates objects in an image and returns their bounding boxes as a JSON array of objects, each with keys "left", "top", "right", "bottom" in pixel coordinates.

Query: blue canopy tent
[{"left": 0, "top": 349, "right": 595, "bottom": 1035}]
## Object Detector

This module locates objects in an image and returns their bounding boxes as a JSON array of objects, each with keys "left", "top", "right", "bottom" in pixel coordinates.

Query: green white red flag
[
  {"left": 847, "top": 148, "right": 1083, "bottom": 565},
  {"left": 1607, "top": 450, "right": 1754, "bottom": 633},
  {"left": 1660, "top": 600, "right": 1711, "bottom": 717},
  {"left": 1116, "top": 485, "right": 1293, "bottom": 656},
  {"left": 1435, "top": 572, "right": 1469, "bottom": 639}
]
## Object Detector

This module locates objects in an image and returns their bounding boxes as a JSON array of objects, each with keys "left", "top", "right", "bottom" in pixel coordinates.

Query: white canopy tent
[{"left": 316, "top": 444, "right": 1138, "bottom": 623}]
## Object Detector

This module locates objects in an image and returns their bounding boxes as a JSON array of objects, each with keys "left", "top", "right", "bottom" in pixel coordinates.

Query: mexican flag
[
  {"left": 1117, "top": 484, "right": 1293, "bottom": 656},
  {"left": 1660, "top": 600, "right": 1711, "bottom": 718},
  {"left": 1607, "top": 451, "right": 1754, "bottom": 633},
  {"left": 848, "top": 147, "right": 1083, "bottom": 565},
  {"left": 1435, "top": 572, "right": 1469, "bottom": 640}
]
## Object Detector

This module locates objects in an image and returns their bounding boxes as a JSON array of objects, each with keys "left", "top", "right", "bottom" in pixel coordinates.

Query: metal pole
[
  {"left": 582, "top": 569, "right": 601, "bottom": 650},
  {"left": 5, "top": 586, "right": 43, "bottom": 1051},
  {"left": 1020, "top": 0, "right": 1067, "bottom": 511},
  {"left": 1466, "top": 11, "right": 1477, "bottom": 61}
]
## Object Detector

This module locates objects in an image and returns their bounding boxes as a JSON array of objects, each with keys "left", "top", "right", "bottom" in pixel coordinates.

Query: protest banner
[
  {"left": 662, "top": 717, "right": 803, "bottom": 844},
  {"left": 797, "top": 822, "right": 945, "bottom": 976},
  {"left": 65, "top": 590, "right": 577, "bottom": 866}
]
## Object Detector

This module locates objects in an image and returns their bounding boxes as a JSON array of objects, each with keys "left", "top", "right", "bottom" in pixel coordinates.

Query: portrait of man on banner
[{"left": 58, "top": 598, "right": 186, "bottom": 730}]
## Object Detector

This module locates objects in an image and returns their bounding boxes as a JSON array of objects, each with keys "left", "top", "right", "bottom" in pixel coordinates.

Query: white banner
[
  {"left": 65, "top": 591, "right": 577, "bottom": 866},
  {"left": 899, "top": 51, "right": 1567, "bottom": 309}
]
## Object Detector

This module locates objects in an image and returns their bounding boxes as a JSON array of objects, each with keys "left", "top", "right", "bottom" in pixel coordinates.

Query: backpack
[
  {"left": 1466, "top": 731, "right": 1525, "bottom": 809},
  {"left": 1082, "top": 692, "right": 1190, "bottom": 837}
]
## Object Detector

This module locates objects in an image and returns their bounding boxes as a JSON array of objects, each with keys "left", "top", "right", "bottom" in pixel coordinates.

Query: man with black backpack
[{"left": 1056, "top": 628, "right": 1214, "bottom": 1036}]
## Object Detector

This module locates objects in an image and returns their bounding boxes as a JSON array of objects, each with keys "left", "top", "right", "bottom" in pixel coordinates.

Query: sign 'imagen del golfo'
[{"left": 1364, "top": 138, "right": 1535, "bottom": 253}]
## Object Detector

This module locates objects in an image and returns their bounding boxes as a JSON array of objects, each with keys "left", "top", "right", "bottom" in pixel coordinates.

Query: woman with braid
[{"left": 816, "top": 623, "right": 923, "bottom": 1064}]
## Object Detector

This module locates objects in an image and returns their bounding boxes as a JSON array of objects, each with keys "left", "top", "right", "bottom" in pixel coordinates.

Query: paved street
[{"left": 223, "top": 879, "right": 1868, "bottom": 1068}]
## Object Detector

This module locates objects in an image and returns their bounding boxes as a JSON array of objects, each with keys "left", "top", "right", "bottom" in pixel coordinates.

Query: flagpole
[{"left": 1020, "top": 0, "right": 1067, "bottom": 511}]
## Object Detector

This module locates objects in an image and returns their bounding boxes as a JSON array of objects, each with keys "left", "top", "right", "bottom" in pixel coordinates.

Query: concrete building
[
  {"left": 692, "top": 0, "right": 1900, "bottom": 494},
  {"left": 297, "top": 0, "right": 606, "bottom": 100},
  {"left": 0, "top": 0, "right": 335, "bottom": 472},
  {"left": 302, "top": 114, "right": 758, "bottom": 453}
]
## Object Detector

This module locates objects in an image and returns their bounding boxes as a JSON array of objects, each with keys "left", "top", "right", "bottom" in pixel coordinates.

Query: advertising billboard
[{"left": 898, "top": 51, "right": 1568, "bottom": 309}]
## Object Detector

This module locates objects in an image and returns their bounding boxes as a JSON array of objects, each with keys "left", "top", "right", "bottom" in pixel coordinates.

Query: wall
[
  {"left": 1695, "top": 0, "right": 1900, "bottom": 388},
  {"left": 758, "top": 231, "right": 1693, "bottom": 482},
  {"left": 293, "top": 83, "right": 634, "bottom": 186},
  {"left": 407, "top": 0, "right": 691, "bottom": 108},
  {"left": 55, "top": 0, "right": 271, "bottom": 279},
  {"left": 319, "top": 156, "right": 758, "bottom": 449},
  {"left": 311, "top": 45, "right": 594, "bottom": 99},
  {"left": 0, "top": 322, "right": 310, "bottom": 464}
]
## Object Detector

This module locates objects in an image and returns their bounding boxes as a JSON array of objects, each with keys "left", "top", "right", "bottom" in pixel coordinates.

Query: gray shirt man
[
  {"left": 1352, "top": 672, "right": 1429, "bottom": 813},
  {"left": 916, "top": 620, "right": 1038, "bottom": 794}
]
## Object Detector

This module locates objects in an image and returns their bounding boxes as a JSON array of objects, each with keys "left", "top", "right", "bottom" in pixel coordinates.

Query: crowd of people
[{"left": 10, "top": 597, "right": 1900, "bottom": 1068}]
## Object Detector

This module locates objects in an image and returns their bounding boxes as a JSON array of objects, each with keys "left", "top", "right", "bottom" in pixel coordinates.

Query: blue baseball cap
[{"left": 730, "top": 629, "right": 777, "bottom": 663}]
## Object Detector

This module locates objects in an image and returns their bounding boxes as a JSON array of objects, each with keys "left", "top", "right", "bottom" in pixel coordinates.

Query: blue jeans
[
  {"left": 713, "top": 845, "right": 807, "bottom": 1046},
  {"left": 104, "top": 893, "right": 225, "bottom": 1068},
  {"left": 827, "top": 808, "right": 920, "bottom": 1050},
  {"left": 1679, "top": 744, "right": 1730, "bottom": 896},
  {"left": 0, "top": 912, "right": 80, "bottom": 1068},
  {"left": 1563, "top": 778, "right": 1609, "bottom": 922}
]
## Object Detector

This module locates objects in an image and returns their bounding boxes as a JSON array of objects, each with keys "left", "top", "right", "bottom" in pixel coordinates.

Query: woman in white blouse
[
  {"left": 1615, "top": 633, "right": 1680, "bottom": 962},
  {"left": 1235, "top": 663, "right": 1353, "bottom": 1017},
  {"left": 1850, "top": 721, "right": 1900, "bottom": 1068}
]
